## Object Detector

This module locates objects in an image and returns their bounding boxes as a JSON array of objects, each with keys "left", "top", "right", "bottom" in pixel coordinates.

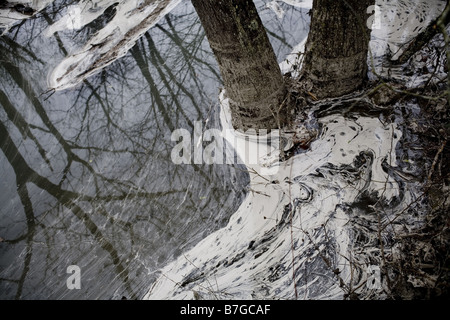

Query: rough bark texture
[
  {"left": 191, "top": 0, "right": 287, "bottom": 130},
  {"left": 301, "top": 0, "right": 375, "bottom": 99}
]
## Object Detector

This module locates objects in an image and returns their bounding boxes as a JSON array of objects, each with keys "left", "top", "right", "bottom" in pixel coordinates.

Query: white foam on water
[
  {"left": 143, "top": 0, "right": 440, "bottom": 299},
  {"left": 144, "top": 103, "right": 410, "bottom": 299},
  {"left": 46, "top": 0, "right": 182, "bottom": 91},
  {"left": 0, "top": 0, "right": 55, "bottom": 32},
  {"left": 369, "top": 0, "right": 447, "bottom": 87}
]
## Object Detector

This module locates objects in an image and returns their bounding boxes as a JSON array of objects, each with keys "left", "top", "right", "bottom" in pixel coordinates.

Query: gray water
[{"left": 0, "top": 0, "right": 309, "bottom": 299}]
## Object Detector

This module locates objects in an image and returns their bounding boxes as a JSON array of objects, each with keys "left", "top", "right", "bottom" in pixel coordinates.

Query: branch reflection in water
[{"left": 0, "top": 0, "right": 306, "bottom": 299}]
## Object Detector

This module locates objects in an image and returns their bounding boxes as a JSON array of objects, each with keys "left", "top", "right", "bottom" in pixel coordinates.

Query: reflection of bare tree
[
  {"left": 0, "top": 1, "right": 302, "bottom": 299},
  {"left": 1, "top": 48, "right": 169, "bottom": 299},
  {"left": 0, "top": 3, "right": 250, "bottom": 299},
  {"left": 0, "top": 117, "right": 137, "bottom": 297}
]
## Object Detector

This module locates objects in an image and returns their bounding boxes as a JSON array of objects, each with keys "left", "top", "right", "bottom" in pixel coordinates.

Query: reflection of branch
[
  {"left": 265, "top": 28, "right": 293, "bottom": 50},
  {"left": 0, "top": 89, "right": 53, "bottom": 171},
  {"left": 0, "top": 35, "right": 44, "bottom": 65},
  {"left": 42, "top": 13, "right": 68, "bottom": 56},
  {"left": 145, "top": 32, "right": 195, "bottom": 127},
  {"left": 0, "top": 5, "right": 247, "bottom": 299},
  {"left": 0, "top": 101, "right": 37, "bottom": 297},
  {"left": 157, "top": 15, "right": 222, "bottom": 82},
  {"left": 81, "top": 79, "right": 158, "bottom": 155},
  {"left": 3, "top": 60, "right": 154, "bottom": 195},
  {"left": 0, "top": 119, "right": 185, "bottom": 205},
  {"left": 131, "top": 43, "right": 175, "bottom": 132},
  {"left": 2, "top": 61, "right": 100, "bottom": 180},
  {"left": 0, "top": 120, "right": 85, "bottom": 201},
  {"left": 65, "top": 198, "right": 137, "bottom": 299},
  {"left": 14, "top": 183, "right": 35, "bottom": 300},
  {"left": 69, "top": 143, "right": 147, "bottom": 156},
  {"left": 93, "top": 189, "right": 187, "bottom": 201},
  {"left": 1, "top": 118, "right": 189, "bottom": 299}
]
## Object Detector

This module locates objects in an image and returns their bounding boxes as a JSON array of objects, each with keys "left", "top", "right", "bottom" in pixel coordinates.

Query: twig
[
  {"left": 248, "top": 188, "right": 271, "bottom": 197},
  {"left": 427, "top": 139, "right": 447, "bottom": 183},
  {"left": 247, "top": 167, "right": 271, "bottom": 182}
]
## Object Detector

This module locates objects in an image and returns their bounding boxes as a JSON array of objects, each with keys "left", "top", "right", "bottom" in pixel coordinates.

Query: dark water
[{"left": 0, "top": 0, "right": 309, "bottom": 299}]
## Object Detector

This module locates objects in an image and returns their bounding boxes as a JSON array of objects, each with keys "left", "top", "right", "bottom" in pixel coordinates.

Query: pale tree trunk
[
  {"left": 191, "top": 0, "right": 288, "bottom": 131},
  {"left": 301, "top": 0, "right": 375, "bottom": 99}
]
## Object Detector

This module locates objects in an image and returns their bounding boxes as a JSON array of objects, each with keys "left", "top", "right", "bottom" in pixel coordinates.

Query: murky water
[
  {"left": 144, "top": 92, "right": 432, "bottom": 299},
  {"left": 143, "top": 0, "right": 447, "bottom": 300},
  {"left": 0, "top": 0, "right": 309, "bottom": 299}
]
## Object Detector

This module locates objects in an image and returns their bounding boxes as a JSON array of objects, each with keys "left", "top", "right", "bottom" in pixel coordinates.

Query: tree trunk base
[
  {"left": 227, "top": 83, "right": 289, "bottom": 131},
  {"left": 300, "top": 0, "right": 374, "bottom": 100}
]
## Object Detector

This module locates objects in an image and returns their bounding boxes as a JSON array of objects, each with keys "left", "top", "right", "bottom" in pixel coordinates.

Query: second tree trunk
[{"left": 301, "top": 0, "right": 375, "bottom": 99}]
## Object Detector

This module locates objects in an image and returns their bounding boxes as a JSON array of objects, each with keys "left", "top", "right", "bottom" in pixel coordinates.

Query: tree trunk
[
  {"left": 191, "top": 0, "right": 287, "bottom": 131},
  {"left": 301, "top": 0, "right": 375, "bottom": 99}
]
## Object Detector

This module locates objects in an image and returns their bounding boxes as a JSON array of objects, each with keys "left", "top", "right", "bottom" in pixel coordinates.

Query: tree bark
[
  {"left": 301, "top": 0, "right": 375, "bottom": 99},
  {"left": 191, "top": 0, "right": 287, "bottom": 131}
]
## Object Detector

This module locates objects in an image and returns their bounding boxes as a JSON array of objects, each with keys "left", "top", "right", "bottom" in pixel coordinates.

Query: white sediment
[
  {"left": 369, "top": 0, "right": 447, "bottom": 87},
  {"left": 2, "top": 0, "right": 435, "bottom": 299},
  {"left": 0, "top": 0, "right": 55, "bottom": 32},
  {"left": 144, "top": 90, "right": 411, "bottom": 299},
  {"left": 143, "top": 0, "right": 440, "bottom": 299},
  {"left": 46, "top": 0, "right": 182, "bottom": 91}
]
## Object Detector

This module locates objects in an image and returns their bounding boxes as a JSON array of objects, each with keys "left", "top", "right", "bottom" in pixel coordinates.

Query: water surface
[{"left": 0, "top": 0, "right": 309, "bottom": 299}]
